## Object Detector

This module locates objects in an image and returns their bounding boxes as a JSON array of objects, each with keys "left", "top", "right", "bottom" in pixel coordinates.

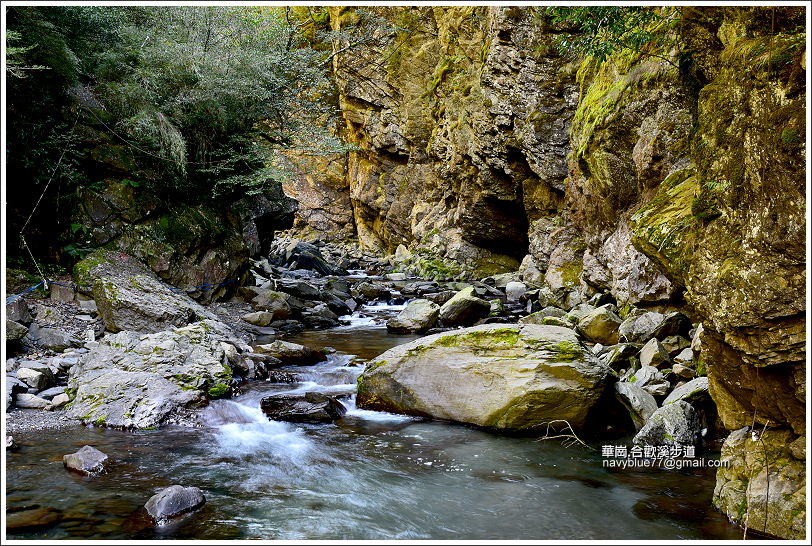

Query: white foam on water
[
  {"left": 343, "top": 396, "right": 418, "bottom": 423},
  {"left": 207, "top": 400, "right": 312, "bottom": 461}
]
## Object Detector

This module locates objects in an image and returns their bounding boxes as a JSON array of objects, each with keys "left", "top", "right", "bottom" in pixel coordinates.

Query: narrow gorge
[{"left": 4, "top": 4, "right": 806, "bottom": 542}]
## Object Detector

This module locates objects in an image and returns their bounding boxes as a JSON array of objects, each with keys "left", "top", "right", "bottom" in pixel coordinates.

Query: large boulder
[
  {"left": 713, "top": 428, "right": 805, "bottom": 540},
  {"left": 74, "top": 250, "right": 219, "bottom": 334},
  {"left": 576, "top": 305, "right": 622, "bottom": 345},
  {"left": 6, "top": 320, "right": 28, "bottom": 342},
  {"left": 614, "top": 382, "right": 658, "bottom": 431},
  {"left": 63, "top": 445, "right": 108, "bottom": 475},
  {"left": 386, "top": 299, "right": 440, "bottom": 334},
  {"left": 618, "top": 311, "right": 666, "bottom": 343},
  {"left": 357, "top": 324, "right": 611, "bottom": 431},
  {"left": 16, "top": 367, "right": 52, "bottom": 391},
  {"left": 144, "top": 485, "right": 206, "bottom": 525},
  {"left": 438, "top": 287, "right": 491, "bottom": 326},
  {"left": 260, "top": 392, "right": 346, "bottom": 423},
  {"left": 66, "top": 321, "right": 234, "bottom": 428},
  {"left": 281, "top": 240, "right": 348, "bottom": 276},
  {"left": 632, "top": 401, "right": 702, "bottom": 447}
]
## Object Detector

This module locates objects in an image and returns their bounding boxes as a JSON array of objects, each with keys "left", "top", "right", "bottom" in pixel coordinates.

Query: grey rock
[
  {"left": 357, "top": 323, "right": 611, "bottom": 431},
  {"left": 690, "top": 323, "right": 704, "bottom": 354},
  {"left": 16, "top": 368, "right": 51, "bottom": 391},
  {"left": 652, "top": 312, "right": 693, "bottom": 339},
  {"left": 260, "top": 391, "right": 347, "bottom": 423},
  {"left": 663, "top": 377, "right": 710, "bottom": 406},
  {"left": 66, "top": 321, "right": 233, "bottom": 428},
  {"left": 632, "top": 365, "right": 663, "bottom": 387},
  {"left": 51, "top": 393, "right": 71, "bottom": 407},
  {"left": 505, "top": 281, "right": 527, "bottom": 302},
  {"left": 639, "top": 338, "right": 670, "bottom": 368},
  {"left": 387, "top": 299, "right": 440, "bottom": 334},
  {"left": 564, "top": 303, "right": 596, "bottom": 323},
  {"left": 438, "top": 287, "right": 491, "bottom": 326},
  {"left": 145, "top": 485, "right": 206, "bottom": 524},
  {"left": 15, "top": 393, "right": 52, "bottom": 409},
  {"left": 7, "top": 298, "right": 33, "bottom": 324},
  {"left": 633, "top": 401, "right": 702, "bottom": 447},
  {"left": 275, "top": 278, "right": 322, "bottom": 300},
  {"left": 661, "top": 335, "right": 691, "bottom": 355},
  {"left": 241, "top": 311, "right": 274, "bottom": 327},
  {"left": 6, "top": 320, "right": 29, "bottom": 342},
  {"left": 672, "top": 363, "right": 696, "bottom": 379},
  {"left": 27, "top": 324, "right": 76, "bottom": 352},
  {"left": 350, "top": 281, "right": 391, "bottom": 301},
  {"left": 253, "top": 340, "right": 326, "bottom": 366},
  {"left": 618, "top": 311, "right": 666, "bottom": 343},
  {"left": 38, "top": 386, "right": 66, "bottom": 400},
  {"left": 74, "top": 250, "right": 225, "bottom": 334},
  {"left": 673, "top": 347, "right": 694, "bottom": 364},
  {"left": 615, "top": 381, "right": 659, "bottom": 431},
  {"left": 576, "top": 305, "right": 622, "bottom": 345},
  {"left": 642, "top": 381, "right": 670, "bottom": 397},
  {"left": 63, "top": 445, "right": 108, "bottom": 474},
  {"left": 78, "top": 299, "right": 98, "bottom": 314}
]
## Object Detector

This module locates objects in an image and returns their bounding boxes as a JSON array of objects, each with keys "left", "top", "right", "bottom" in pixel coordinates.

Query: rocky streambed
[{"left": 3, "top": 239, "right": 777, "bottom": 539}]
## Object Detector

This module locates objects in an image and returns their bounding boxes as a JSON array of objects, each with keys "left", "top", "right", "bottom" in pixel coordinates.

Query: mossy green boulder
[{"left": 357, "top": 323, "right": 611, "bottom": 431}]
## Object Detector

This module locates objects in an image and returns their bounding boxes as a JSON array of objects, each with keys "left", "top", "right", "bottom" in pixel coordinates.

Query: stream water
[{"left": 6, "top": 304, "right": 743, "bottom": 540}]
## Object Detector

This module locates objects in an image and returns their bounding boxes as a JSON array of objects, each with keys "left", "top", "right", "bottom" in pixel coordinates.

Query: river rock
[
  {"left": 63, "top": 445, "right": 109, "bottom": 474},
  {"left": 614, "top": 382, "right": 659, "bottom": 431},
  {"left": 27, "top": 324, "right": 75, "bottom": 352},
  {"left": 15, "top": 393, "right": 52, "bottom": 409},
  {"left": 283, "top": 240, "right": 348, "bottom": 276},
  {"left": 386, "top": 299, "right": 440, "bottom": 334},
  {"left": 673, "top": 347, "right": 694, "bottom": 364},
  {"left": 633, "top": 401, "right": 701, "bottom": 447},
  {"left": 357, "top": 324, "right": 611, "bottom": 431},
  {"left": 245, "top": 288, "right": 292, "bottom": 319},
  {"left": 66, "top": 321, "right": 233, "bottom": 428},
  {"left": 6, "top": 320, "right": 28, "bottom": 342},
  {"left": 576, "top": 305, "right": 621, "bottom": 345},
  {"left": 260, "top": 392, "right": 347, "bottom": 423},
  {"left": 672, "top": 363, "right": 695, "bottom": 379},
  {"left": 275, "top": 278, "right": 321, "bottom": 300},
  {"left": 351, "top": 281, "right": 391, "bottom": 302},
  {"left": 605, "top": 343, "right": 641, "bottom": 372},
  {"left": 7, "top": 298, "right": 33, "bottom": 324},
  {"left": 639, "top": 338, "right": 670, "bottom": 368},
  {"left": 652, "top": 311, "right": 693, "bottom": 339},
  {"left": 6, "top": 507, "right": 63, "bottom": 533},
  {"left": 74, "top": 250, "right": 221, "bottom": 334},
  {"left": 37, "top": 386, "right": 66, "bottom": 400},
  {"left": 51, "top": 393, "right": 71, "bottom": 407},
  {"left": 438, "top": 287, "right": 491, "bottom": 326},
  {"left": 661, "top": 335, "right": 691, "bottom": 355},
  {"left": 6, "top": 377, "right": 27, "bottom": 409},
  {"left": 662, "top": 377, "right": 710, "bottom": 406},
  {"left": 618, "top": 311, "right": 666, "bottom": 343},
  {"left": 505, "top": 281, "right": 527, "bottom": 301},
  {"left": 145, "top": 485, "right": 206, "bottom": 525},
  {"left": 16, "top": 367, "right": 51, "bottom": 390},
  {"left": 713, "top": 428, "right": 805, "bottom": 539},
  {"left": 254, "top": 340, "right": 326, "bottom": 366},
  {"left": 241, "top": 311, "right": 274, "bottom": 327}
]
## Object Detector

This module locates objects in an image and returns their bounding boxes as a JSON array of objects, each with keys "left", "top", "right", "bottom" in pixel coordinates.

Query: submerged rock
[
  {"left": 144, "top": 485, "right": 206, "bottom": 525},
  {"left": 260, "top": 392, "right": 346, "bottom": 423},
  {"left": 386, "top": 299, "right": 440, "bottom": 334},
  {"left": 357, "top": 323, "right": 611, "bottom": 431},
  {"left": 63, "top": 445, "right": 109, "bottom": 474},
  {"left": 6, "top": 507, "right": 63, "bottom": 533}
]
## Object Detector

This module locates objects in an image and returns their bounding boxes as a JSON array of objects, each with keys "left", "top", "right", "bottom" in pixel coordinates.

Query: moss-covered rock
[{"left": 357, "top": 323, "right": 611, "bottom": 431}]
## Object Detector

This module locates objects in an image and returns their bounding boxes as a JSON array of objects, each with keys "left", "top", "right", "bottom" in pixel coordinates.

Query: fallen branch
[{"left": 536, "top": 419, "right": 595, "bottom": 450}]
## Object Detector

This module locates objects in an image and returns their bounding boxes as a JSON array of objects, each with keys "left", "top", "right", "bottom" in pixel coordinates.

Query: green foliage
[
  {"left": 207, "top": 383, "right": 230, "bottom": 398},
  {"left": 543, "top": 7, "right": 674, "bottom": 62}
]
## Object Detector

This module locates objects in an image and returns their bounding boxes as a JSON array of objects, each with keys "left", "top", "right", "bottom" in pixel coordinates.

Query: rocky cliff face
[{"left": 284, "top": 6, "right": 805, "bottom": 538}]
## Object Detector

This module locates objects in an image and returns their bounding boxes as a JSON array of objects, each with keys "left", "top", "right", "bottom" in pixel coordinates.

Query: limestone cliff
[{"left": 285, "top": 6, "right": 806, "bottom": 539}]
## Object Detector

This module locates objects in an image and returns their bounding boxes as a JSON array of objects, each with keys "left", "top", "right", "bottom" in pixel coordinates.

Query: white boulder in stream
[
  {"left": 357, "top": 324, "right": 611, "bottom": 431},
  {"left": 386, "top": 299, "right": 440, "bottom": 334},
  {"left": 66, "top": 320, "right": 234, "bottom": 428}
]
